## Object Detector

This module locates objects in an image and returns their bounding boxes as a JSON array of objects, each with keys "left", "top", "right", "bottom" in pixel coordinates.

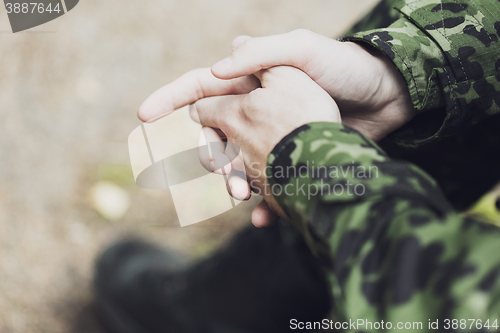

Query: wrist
[
  {"left": 377, "top": 49, "right": 418, "bottom": 117},
  {"left": 343, "top": 41, "right": 418, "bottom": 140}
]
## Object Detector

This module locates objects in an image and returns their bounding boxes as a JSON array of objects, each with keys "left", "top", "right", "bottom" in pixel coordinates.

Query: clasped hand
[{"left": 138, "top": 29, "right": 416, "bottom": 227}]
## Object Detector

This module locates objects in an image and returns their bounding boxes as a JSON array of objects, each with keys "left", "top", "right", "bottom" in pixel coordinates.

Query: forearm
[{"left": 268, "top": 122, "right": 500, "bottom": 325}]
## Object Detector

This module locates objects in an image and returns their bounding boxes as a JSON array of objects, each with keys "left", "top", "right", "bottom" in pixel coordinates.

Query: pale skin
[{"left": 138, "top": 29, "right": 417, "bottom": 227}]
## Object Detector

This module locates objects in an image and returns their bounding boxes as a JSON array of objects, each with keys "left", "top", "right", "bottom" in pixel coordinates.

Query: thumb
[{"left": 211, "top": 29, "right": 319, "bottom": 80}]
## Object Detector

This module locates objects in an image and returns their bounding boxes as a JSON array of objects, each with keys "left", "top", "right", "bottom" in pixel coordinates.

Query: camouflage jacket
[
  {"left": 268, "top": 0, "right": 500, "bottom": 331},
  {"left": 346, "top": 0, "right": 500, "bottom": 147}
]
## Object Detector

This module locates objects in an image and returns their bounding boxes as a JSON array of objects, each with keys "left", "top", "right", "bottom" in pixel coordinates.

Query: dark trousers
[{"left": 185, "top": 221, "right": 331, "bottom": 332}]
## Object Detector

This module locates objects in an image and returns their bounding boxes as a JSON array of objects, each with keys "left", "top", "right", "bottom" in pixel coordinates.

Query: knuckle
[
  {"left": 193, "top": 99, "right": 205, "bottom": 111},
  {"left": 189, "top": 104, "right": 200, "bottom": 123},
  {"left": 184, "top": 68, "right": 211, "bottom": 99},
  {"left": 240, "top": 90, "right": 265, "bottom": 120},
  {"left": 243, "top": 90, "right": 260, "bottom": 110},
  {"left": 194, "top": 99, "right": 210, "bottom": 125}
]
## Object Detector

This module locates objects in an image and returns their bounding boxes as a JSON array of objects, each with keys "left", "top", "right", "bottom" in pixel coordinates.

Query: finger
[
  {"left": 198, "top": 127, "right": 215, "bottom": 172},
  {"left": 192, "top": 112, "right": 226, "bottom": 139},
  {"left": 198, "top": 127, "right": 231, "bottom": 175},
  {"left": 211, "top": 153, "right": 232, "bottom": 176},
  {"left": 251, "top": 200, "right": 279, "bottom": 228},
  {"left": 226, "top": 144, "right": 251, "bottom": 201},
  {"left": 199, "top": 128, "right": 250, "bottom": 200},
  {"left": 254, "top": 66, "right": 313, "bottom": 88},
  {"left": 139, "top": 68, "right": 260, "bottom": 122},
  {"left": 227, "top": 175, "right": 251, "bottom": 201},
  {"left": 212, "top": 29, "right": 320, "bottom": 80},
  {"left": 232, "top": 35, "right": 252, "bottom": 51},
  {"left": 194, "top": 94, "right": 246, "bottom": 131}
]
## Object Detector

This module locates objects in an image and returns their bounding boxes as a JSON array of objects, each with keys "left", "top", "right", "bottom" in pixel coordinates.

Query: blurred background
[{"left": 0, "top": 1, "right": 378, "bottom": 332}]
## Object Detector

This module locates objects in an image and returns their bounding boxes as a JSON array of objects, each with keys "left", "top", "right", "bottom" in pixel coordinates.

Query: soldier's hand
[
  {"left": 191, "top": 66, "right": 340, "bottom": 227},
  {"left": 136, "top": 29, "right": 413, "bottom": 226},
  {"left": 138, "top": 30, "right": 416, "bottom": 143},
  {"left": 209, "top": 30, "right": 417, "bottom": 142}
]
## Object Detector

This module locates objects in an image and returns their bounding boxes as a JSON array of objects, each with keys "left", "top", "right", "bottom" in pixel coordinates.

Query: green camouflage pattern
[
  {"left": 342, "top": 0, "right": 500, "bottom": 213},
  {"left": 267, "top": 122, "right": 500, "bottom": 332},
  {"left": 344, "top": 0, "right": 500, "bottom": 146},
  {"left": 344, "top": 0, "right": 402, "bottom": 35},
  {"left": 463, "top": 182, "right": 500, "bottom": 227}
]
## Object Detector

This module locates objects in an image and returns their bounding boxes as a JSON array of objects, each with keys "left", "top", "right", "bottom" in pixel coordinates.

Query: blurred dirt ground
[{"left": 0, "top": 1, "right": 378, "bottom": 332}]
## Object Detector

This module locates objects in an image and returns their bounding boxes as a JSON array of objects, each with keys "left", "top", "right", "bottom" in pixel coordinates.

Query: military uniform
[{"left": 266, "top": 0, "right": 500, "bottom": 331}]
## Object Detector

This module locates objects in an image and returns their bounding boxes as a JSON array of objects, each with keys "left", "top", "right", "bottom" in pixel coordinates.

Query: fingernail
[
  {"left": 212, "top": 57, "right": 233, "bottom": 73},
  {"left": 230, "top": 186, "right": 241, "bottom": 201}
]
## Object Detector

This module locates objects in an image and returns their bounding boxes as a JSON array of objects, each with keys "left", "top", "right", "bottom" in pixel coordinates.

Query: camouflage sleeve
[
  {"left": 268, "top": 122, "right": 500, "bottom": 329},
  {"left": 344, "top": 0, "right": 500, "bottom": 146}
]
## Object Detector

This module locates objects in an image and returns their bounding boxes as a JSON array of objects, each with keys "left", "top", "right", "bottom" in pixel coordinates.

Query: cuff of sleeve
[
  {"left": 266, "top": 122, "right": 388, "bottom": 223},
  {"left": 345, "top": 0, "right": 500, "bottom": 146},
  {"left": 344, "top": 17, "right": 445, "bottom": 113},
  {"left": 266, "top": 122, "right": 449, "bottom": 263},
  {"left": 343, "top": 16, "right": 449, "bottom": 146}
]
